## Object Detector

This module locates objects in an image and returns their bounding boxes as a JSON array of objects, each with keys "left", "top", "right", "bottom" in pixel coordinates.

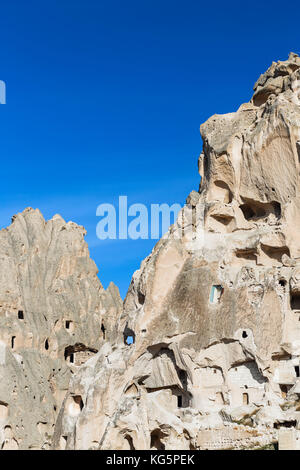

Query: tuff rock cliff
[
  {"left": 0, "top": 208, "right": 122, "bottom": 449},
  {"left": 52, "top": 52, "right": 300, "bottom": 451},
  {"left": 2, "top": 53, "right": 300, "bottom": 451}
]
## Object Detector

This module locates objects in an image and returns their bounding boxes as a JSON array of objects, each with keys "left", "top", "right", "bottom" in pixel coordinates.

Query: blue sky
[{"left": 0, "top": 0, "right": 299, "bottom": 297}]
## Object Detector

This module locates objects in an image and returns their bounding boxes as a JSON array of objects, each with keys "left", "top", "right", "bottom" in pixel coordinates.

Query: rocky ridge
[
  {"left": 2, "top": 53, "right": 300, "bottom": 450},
  {"left": 0, "top": 208, "right": 122, "bottom": 449},
  {"left": 52, "top": 52, "right": 300, "bottom": 450}
]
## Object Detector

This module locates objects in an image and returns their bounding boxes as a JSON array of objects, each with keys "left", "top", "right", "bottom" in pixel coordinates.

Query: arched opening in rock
[
  {"left": 64, "top": 343, "right": 98, "bottom": 365},
  {"left": 45, "top": 339, "right": 49, "bottom": 350},
  {"left": 138, "top": 292, "right": 145, "bottom": 305},
  {"left": 18, "top": 310, "right": 24, "bottom": 320},
  {"left": 124, "top": 435, "right": 135, "bottom": 450},
  {"left": 242, "top": 331, "right": 248, "bottom": 338},
  {"left": 274, "top": 420, "right": 297, "bottom": 429},
  {"left": 261, "top": 244, "right": 290, "bottom": 264},
  {"left": 11, "top": 336, "right": 16, "bottom": 349},
  {"left": 279, "top": 279, "right": 287, "bottom": 288},
  {"left": 243, "top": 392, "right": 249, "bottom": 405},
  {"left": 177, "top": 395, "right": 183, "bottom": 408},
  {"left": 252, "top": 89, "right": 274, "bottom": 107},
  {"left": 74, "top": 395, "right": 84, "bottom": 411},
  {"left": 279, "top": 384, "right": 292, "bottom": 398},
  {"left": 4, "top": 426, "right": 12, "bottom": 439},
  {"left": 123, "top": 325, "right": 135, "bottom": 345},
  {"left": 150, "top": 429, "right": 166, "bottom": 450},
  {"left": 66, "top": 395, "right": 84, "bottom": 417},
  {"left": 213, "top": 180, "right": 233, "bottom": 204},
  {"left": 65, "top": 320, "right": 71, "bottom": 329},
  {"left": 240, "top": 199, "right": 281, "bottom": 221},
  {"left": 37, "top": 422, "right": 47, "bottom": 434},
  {"left": 295, "top": 366, "right": 300, "bottom": 378}
]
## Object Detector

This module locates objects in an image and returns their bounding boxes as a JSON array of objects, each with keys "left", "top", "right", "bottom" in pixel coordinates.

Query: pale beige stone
[
  {"left": 52, "top": 53, "right": 300, "bottom": 451},
  {"left": 0, "top": 208, "right": 122, "bottom": 450}
]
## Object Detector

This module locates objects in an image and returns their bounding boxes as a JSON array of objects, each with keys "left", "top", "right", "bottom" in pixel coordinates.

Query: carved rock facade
[
  {"left": 53, "top": 53, "right": 300, "bottom": 450},
  {"left": 0, "top": 208, "right": 122, "bottom": 449},
  {"left": 3, "top": 53, "right": 300, "bottom": 450}
]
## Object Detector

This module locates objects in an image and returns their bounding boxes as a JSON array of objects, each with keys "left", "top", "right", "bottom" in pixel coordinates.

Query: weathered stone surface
[
  {"left": 3, "top": 53, "right": 300, "bottom": 451},
  {"left": 52, "top": 53, "right": 300, "bottom": 450},
  {"left": 0, "top": 208, "right": 122, "bottom": 449}
]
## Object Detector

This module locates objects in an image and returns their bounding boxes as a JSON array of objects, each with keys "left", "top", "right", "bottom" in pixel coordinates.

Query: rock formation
[
  {"left": 52, "top": 52, "right": 300, "bottom": 451},
  {"left": 0, "top": 208, "right": 122, "bottom": 449},
  {"left": 3, "top": 53, "right": 300, "bottom": 450}
]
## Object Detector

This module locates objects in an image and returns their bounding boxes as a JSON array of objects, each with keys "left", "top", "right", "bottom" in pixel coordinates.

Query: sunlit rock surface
[
  {"left": 3, "top": 53, "right": 300, "bottom": 450},
  {"left": 53, "top": 53, "right": 300, "bottom": 450},
  {"left": 0, "top": 208, "right": 122, "bottom": 449}
]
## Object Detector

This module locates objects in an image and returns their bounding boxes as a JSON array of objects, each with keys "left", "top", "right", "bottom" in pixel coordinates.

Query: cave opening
[
  {"left": 243, "top": 392, "right": 249, "bottom": 405},
  {"left": 150, "top": 430, "right": 166, "bottom": 450},
  {"left": 279, "top": 384, "right": 292, "bottom": 398},
  {"left": 240, "top": 199, "right": 281, "bottom": 221},
  {"left": 73, "top": 395, "right": 84, "bottom": 411},
  {"left": 123, "top": 325, "right": 135, "bottom": 345},
  {"left": 18, "top": 310, "right": 24, "bottom": 320},
  {"left": 279, "top": 279, "right": 287, "bottom": 288},
  {"left": 124, "top": 435, "right": 135, "bottom": 450},
  {"left": 274, "top": 420, "right": 297, "bottom": 429}
]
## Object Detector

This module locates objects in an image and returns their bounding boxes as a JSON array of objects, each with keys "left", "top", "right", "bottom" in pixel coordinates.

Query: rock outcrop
[
  {"left": 52, "top": 53, "right": 300, "bottom": 450},
  {"left": 2, "top": 53, "right": 300, "bottom": 451},
  {"left": 0, "top": 208, "right": 122, "bottom": 449}
]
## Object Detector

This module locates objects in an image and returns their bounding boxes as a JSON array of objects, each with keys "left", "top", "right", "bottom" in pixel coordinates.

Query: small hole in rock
[{"left": 18, "top": 310, "right": 24, "bottom": 320}]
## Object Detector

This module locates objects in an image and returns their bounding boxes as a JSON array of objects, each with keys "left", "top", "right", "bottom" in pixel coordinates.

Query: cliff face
[
  {"left": 52, "top": 53, "right": 300, "bottom": 450},
  {"left": 2, "top": 53, "right": 300, "bottom": 451},
  {"left": 0, "top": 208, "right": 122, "bottom": 449}
]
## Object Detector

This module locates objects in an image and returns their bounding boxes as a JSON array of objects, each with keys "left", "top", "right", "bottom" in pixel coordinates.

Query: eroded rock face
[
  {"left": 0, "top": 208, "right": 122, "bottom": 449},
  {"left": 51, "top": 53, "right": 300, "bottom": 450}
]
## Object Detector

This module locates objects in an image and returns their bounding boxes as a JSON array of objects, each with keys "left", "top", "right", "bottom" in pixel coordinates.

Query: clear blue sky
[{"left": 0, "top": 0, "right": 298, "bottom": 297}]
